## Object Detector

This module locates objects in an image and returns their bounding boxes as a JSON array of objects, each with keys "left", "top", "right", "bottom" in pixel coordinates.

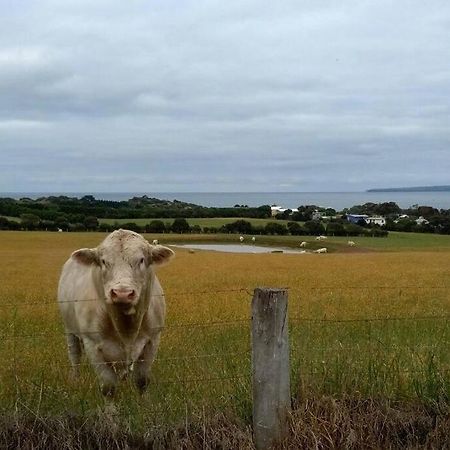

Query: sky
[{"left": 0, "top": 0, "right": 449, "bottom": 193}]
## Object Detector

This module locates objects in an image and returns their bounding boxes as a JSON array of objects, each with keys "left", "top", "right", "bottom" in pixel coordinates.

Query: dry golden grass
[{"left": 0, "top": 231, "right": 448, "bottom": 444}]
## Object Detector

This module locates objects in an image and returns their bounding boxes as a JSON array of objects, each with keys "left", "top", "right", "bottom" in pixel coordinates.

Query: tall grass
[{"left": 0, "top": 231, "right": 448, "bottom": 447}]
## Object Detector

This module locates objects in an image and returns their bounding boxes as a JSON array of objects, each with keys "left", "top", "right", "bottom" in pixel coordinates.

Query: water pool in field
[{"left": 171, "top": 244, "right": 309, "bottom": 254}]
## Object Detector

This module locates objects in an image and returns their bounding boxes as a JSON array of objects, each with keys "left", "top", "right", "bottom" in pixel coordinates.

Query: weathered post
[{"left": 252, "top": 287, "right": 291, "bottom": 450}]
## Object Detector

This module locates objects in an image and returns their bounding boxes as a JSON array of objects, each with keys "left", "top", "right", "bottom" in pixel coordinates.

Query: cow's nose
[{"left": 110, "top": 288, "right": 136, "bottom": 303}]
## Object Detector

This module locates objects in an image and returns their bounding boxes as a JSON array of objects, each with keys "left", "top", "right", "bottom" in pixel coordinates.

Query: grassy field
[
  {"left": 151, "top": 230, "right": 450, "bottom": 252},
  {"left": 0, "top": 231, "right": 449, "bottom": 447},
  {"left": 99, "top": 216, "right": 291, "bottom": 227}
]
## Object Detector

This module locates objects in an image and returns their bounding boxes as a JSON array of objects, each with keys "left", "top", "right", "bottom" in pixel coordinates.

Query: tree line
[
  {"left": 0, "top": 195, "right": 271, "bottom": 222},
  {"left": 0, "top": 215, "right": 388, "bottom": 237},
  {"left": 0, "top": 196, "right": 449, "bottom": 235}
]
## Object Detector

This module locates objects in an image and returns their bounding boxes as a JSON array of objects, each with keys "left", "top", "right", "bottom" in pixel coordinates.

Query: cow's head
[{"left": 71, "top": 229, "right": 174, "bottom": 313}]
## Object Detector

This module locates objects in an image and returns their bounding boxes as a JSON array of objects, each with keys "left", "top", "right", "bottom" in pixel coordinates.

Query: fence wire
[{"left": 0, "top": 285, "right": 449, "bottom": 424}]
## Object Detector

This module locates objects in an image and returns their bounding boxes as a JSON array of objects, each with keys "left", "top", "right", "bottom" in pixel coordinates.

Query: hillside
[{"left": 367, "top": 185, "right": 450, "bottom": 192}]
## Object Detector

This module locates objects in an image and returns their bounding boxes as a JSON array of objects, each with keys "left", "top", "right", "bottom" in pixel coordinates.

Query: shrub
[
  {"left": 145, "top": 220, "right": 166, "bottom": 233},
  {"left": 171, "top": 218, "right": 191, "bottom": 234},
  {"left": 265, "top": 222, "right": 288, "bottom": 235}
]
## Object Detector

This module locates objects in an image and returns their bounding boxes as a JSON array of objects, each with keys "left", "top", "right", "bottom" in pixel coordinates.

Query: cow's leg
[
  {"left": 133, "top": 333, "right": 161, "bottom": 393},
  {"left": 83, "top": 339, "right": 118, "bottom": 397},
  {"left": 66, "top": 333, "right": 82, "bottom": 378}
]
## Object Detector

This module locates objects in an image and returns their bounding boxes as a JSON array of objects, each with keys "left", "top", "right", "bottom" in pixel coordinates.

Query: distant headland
[{"left": 367, "top": 185, "right": 450, "bottom": 193}]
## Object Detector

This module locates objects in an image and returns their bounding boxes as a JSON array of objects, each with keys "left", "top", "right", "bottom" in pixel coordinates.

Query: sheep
[
  {"left": 152, "top": 239, "right": 159, "bottom": 245},
  {"left": 315, "top": 235, "right": 327, "bottom": 241},
  {"left": 347, "top": 241, "right": 356, "bottom": 247},
  {"left": 252, "top": 236, "right": 256, "bottom": 242},
  {"left": 314, "top": 247, "right": 327, "bottom": 254},
  {"left": 300, "top": 241, "right": 307, "bottom": 248},
  {"left": 239, "top": 236, "right": 244, "bottom": 242}
]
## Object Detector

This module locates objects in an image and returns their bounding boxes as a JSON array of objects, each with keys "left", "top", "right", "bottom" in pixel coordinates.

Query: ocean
[{"left": 2, "top": 192, "right": 450, "bottom": 210}]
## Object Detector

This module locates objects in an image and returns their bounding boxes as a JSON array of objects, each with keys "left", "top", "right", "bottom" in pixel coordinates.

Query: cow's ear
[
  {"left": 71, "top": 248, "right": 99, "bottom": 266},
  {"left": 150, "top": 245, "right": 174, "bottom": 266}
]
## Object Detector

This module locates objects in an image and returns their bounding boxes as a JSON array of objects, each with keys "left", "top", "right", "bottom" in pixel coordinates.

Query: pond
[{"left": 171, "top": 244, "right": 309, "bottom": 254}]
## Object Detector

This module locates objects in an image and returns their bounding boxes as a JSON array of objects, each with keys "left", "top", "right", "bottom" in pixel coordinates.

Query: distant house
[
  {"left": 346, "top": 214, "right": 369, "bottom": 224},
  {"left": 311, "top": 210, "right": 323, "bottom": 221},
  {"left": 365, "top": 216, "right": 386, "bottom": 226},
  {"left": 347, "top": 214, "right": 386, "bottom": 226},
  {"left": 416, "top": 216, "right": 429, "bottom": 226},
  {"left": 271, "top": 206, "right": 298, "bottom": 217}
]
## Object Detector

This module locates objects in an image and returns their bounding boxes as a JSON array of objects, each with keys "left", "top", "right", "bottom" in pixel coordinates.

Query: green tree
[
  {"left": 84, "top": 216, "right": 99, "bottom": 230},
  {"left": 20, "top": 213, "right": 40, "bottom": 229},
  {"left": 303, "top": 220, "right": 325, "bottom": 236},
  {"left": 287, "top": 221, "right": 303, "bottom": 235},
  {"left": 326, "top": 222, "right": 345, "bottom": 236},
  {"left": 222, "top": 220, "right": 254, "bottom": 234},
  {"left": 171, "top": 218, "right": 191, "bottom": 234},
  {"left": 265, "top": 222, "right": 288, "bottom": 235},
  {"left": 145, "top": 220, "right": 166, "bottom": 233}
]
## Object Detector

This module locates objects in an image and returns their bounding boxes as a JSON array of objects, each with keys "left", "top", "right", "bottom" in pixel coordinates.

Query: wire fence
[{"left": 0, "top": 285, "right": 449, "bottom": 424}]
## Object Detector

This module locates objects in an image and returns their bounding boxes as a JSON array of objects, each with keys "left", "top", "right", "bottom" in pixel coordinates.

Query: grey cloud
[{"left": 0, "top": 0, "right": 449, "bottom": 192}]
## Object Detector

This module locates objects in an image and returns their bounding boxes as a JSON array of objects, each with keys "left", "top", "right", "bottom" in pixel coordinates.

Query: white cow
[
  {"left": 58, "top": 229, "right": 174, "bottom": 396},
  {"left": 347, "top": 241, "right": 356, "bottom": 247},
  {"left": 300, "top": 241, "right": 307, "bottom": 248},
  {"left": 314, "top": 247, "right": 328, "bottom": 253}
]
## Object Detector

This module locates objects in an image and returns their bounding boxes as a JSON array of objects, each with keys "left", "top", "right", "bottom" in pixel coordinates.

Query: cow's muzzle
[{"left": 110, "top": 288, "right": 136, "bottom": 304}]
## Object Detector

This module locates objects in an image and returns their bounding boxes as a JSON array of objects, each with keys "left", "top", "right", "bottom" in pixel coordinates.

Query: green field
[
  {"left": 0, "top": 231, "right": 448, "bottom": 447},
  {"left": 99, "top": 216, "right": 291, "bottom": 227},
  {"left": 147, "top": 230, "right": 450, "bottom": 252}
]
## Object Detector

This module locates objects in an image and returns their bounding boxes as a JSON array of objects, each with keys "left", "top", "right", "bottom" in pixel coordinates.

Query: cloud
[{"left": 0, "top": 0, "right": 449, "bottom": 192}]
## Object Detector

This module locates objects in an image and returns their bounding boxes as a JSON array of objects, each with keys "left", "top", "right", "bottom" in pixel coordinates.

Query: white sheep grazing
[
  {"left": 152, "top": 239, "right": 159, "bottom": 245},
  {"left": 314, "top": 247, "right": 327, "bottom": 253},
  {"left": 300, "top": 241, "right": 307, "bottom": 247},
  {"left": 315, "top": 235, "right": 327, "bottom": 241},
  {"left": 239, "top": 236, "right": 244, "bottom": 242},
  {"left": 252, "top": 236, "right": 256, "bottom": 242},
  {"left": 347, "top": 241, "right": 356, "bottom": 247}
]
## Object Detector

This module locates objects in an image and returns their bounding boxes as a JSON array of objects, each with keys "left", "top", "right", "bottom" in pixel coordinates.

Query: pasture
[
  {"left": 99, "top": 216, "right": 291, "bottom": 228},
  {"left": 0, "top": 231, "right": 449, "bottom": 447}
]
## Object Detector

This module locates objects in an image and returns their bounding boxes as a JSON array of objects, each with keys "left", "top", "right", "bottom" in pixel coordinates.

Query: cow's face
[{"left": 71, "top": 230, "right": 173, "bottom": 313}]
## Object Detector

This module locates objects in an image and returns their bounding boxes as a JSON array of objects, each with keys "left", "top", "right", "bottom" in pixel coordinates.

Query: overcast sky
[{"left": 1, "top": 0, "right": 449, "bottom": 193}]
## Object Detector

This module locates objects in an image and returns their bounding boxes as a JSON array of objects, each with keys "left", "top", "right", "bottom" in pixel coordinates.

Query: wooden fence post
[{"left": 252, "top": 287, "right": 291, "bottom": 450}]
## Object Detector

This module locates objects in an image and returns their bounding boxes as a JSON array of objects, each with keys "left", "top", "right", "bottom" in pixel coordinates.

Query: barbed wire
[
  {"left": 290, "top": 315, "right": 450, "bottom": 323},
  {"left": 0, "top": 284, "right": 449, "bottom": 309},
  {"left": 0, "top": 284, "right": 448, "bottom": 407},
  {"left": 290, "top": 286, "right": 450, "bottom": 291},
  {"left": 0, "top": 287, "right": 254, "bottom": 308},
  {"left": 0, "top": 319, "right": 252, "bottom": 340},
  {"left": 1, "top": 350, "right": 251, "bottom": 370},
  {"left": 303, "top": 367, "right": 450, "bottom": 376},
  {"left": 3, "top": 313, "right": 449, "bottom": 341}
]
